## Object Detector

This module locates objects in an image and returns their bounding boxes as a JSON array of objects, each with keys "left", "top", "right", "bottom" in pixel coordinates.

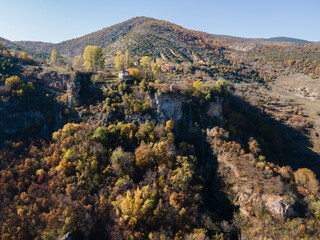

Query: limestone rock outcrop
[
  {"left": 155, "top": 93, "right": 184, "bottom": 123},
  {"left": 207, "top": 97, "right": 223, "bottom": 119}
]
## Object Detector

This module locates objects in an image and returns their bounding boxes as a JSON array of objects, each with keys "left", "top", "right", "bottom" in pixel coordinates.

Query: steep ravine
[{"left": 155, "top": 93, "right": 317, "bottom": 239}]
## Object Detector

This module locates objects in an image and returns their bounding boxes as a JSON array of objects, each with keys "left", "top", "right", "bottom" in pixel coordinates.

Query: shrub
[
  {"left": 279, "top": 166, "right": 293, "bottom": 180},
  {"left": 256, "top": 161, "right": 266, "bottom": 169},
  {"left": 258, "top": 155, "right": 266, "bottom": 162},
  {"left": 63, "top": 149, "right": 74, "bottom": 161},
  {"left": 5, "top": 75, "right": 22, "bottom": 88},
  {"left": 248, "top": 137, "right": 261, "bottom": 156},
  {"left": 294, "top": 168, "right": 319, "bottom": 195},
  {"left": 165, "top": 120, "right": 174, "bottom": 131},
  {"left": 215, "top": 79, "right": 228, "bottom": 94}
]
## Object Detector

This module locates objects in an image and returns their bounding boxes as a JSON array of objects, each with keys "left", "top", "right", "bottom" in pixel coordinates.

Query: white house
[{"left": 118, "top": 70, "right": 130, "bottom": 79}]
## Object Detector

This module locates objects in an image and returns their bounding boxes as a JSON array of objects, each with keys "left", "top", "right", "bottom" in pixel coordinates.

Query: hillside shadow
[
  {"left": 174, "top": 100, "right": 239, "bottom": 238},
  {"left": 223, "top": 95, "right": 320, "bottom": 176},
  {"left": 171, "top": 94, "right": 320, "bottom": 237}
]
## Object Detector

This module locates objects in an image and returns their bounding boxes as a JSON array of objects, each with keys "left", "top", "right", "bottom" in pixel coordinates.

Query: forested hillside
[
  {"left": 1, "top": 17, "right": 320, "bottom": 240},
  {"left": 9, "top": 17, "right": 314, "bottom": 64}
]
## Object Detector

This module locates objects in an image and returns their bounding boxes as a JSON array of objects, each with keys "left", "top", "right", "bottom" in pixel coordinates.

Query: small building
[
  {"left": 134, "top": 61, "right": 139, "bottom": 66},
  {"left": 188, "top": 79, "right": 195, "bottom": 84},
  {"left": 161, "top": 64, "right": 175, "bottom": 72},
  {"left": 119, "top": 70, "right": 130, "bottom": 79}
]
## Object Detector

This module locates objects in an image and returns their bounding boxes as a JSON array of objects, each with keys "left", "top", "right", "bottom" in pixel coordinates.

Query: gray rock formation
[
  {"left": 125, "top": 114, "right": 152, "bottom": 123},
  {"left": 155, "top": 93, "right": 184, "bottom": 123},
  {"left": 57, "top": 232, "right": 74, "bottom": 240},
  {"left": 263, "top": 195, "right": 296, "bottom": 219},
  {"left": 207, "top": 97, "right": 223, "bottom": 119},
  {"left": 37, "top": 70, "right": 81, "bottom": 106},
  {"left": 0, "top": 101, "right": 46, "bottom": 136}
]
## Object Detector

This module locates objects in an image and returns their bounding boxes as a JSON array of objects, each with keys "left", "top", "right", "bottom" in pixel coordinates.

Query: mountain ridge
[
  {"left": 0, "top": 36, "right": 49, "bottom": 59},
  {"left": 0, "top": 17, "right": 317, "bottom": 63},
  {"left": 15, "top": 17, "right": 157, "bottom": 57},
  {"left": 268, "top": 36, "right": 311, "bottom": 43}
]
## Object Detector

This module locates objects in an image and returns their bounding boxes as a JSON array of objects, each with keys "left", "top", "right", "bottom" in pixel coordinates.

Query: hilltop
[
  {"left": 1, "top": 17, "right": 312, "bottom": 63},
  {"left": 13, "top": 17, "right": 227, "bottom": 63}
]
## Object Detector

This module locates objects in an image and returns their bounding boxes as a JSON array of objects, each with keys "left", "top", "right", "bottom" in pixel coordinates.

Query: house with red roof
[
  {"left": 161, "top": 64, "right": 175, "bottom": 72},
  {"left": 118, "top": 70, "right": 130, "bottom": 79}
]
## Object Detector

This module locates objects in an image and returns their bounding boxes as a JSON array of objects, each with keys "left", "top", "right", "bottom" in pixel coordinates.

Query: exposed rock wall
[
  {"left": 154, "top": 93, "right": 223, "bottom": 124},
  {"left": 37, "top": 71, "right": 93, "bottom": 106},
  {"left": 125, "top": 114, "right": 152, "bottom": 123},
  {"left": 0, "top": 106, "right": 45, "bottom": 135},
  {"left": 0, "top": 100, "right": 46, "bottom": 143},
  {"left": 154, "top": 93, "right": 184, "bottom": 123},
  {"left": 207, "top": 97, "right": 223, "bottom": 119}
]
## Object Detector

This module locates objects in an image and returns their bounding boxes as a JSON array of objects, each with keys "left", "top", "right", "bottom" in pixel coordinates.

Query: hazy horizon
[{"left": 0, "top": 0, "right": 319, "bottom": 43}]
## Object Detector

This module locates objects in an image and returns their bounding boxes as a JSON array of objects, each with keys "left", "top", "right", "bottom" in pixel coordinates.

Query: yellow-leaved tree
[
  {"left": 72, "top": 55, "right": 83, "bottom": 70},
  {"left": 112, "top": 186, "right": 156, "bottom": 226},
  {"left": 83, "top": 45, "right": 105, "bottom": 71},
  {"left": 50, "top": 49, "right": 60, "bottom": 64},
  {"left": 114, "top": 51, "right": 124, "bottom": 71},
  {"left": 124, "top": 50, "right": 131, "bottom": 67},
  {"left": 5, "top": 76, "right": 22, "bottom": 89},
  {"left": 140, "top": 56, "right": 152, "bottom": 69},
  {"left": 127, "top": 68, "right": 141, "bottom": 80}
]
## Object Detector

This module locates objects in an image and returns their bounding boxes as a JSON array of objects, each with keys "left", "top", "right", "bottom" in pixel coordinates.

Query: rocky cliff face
[
  {"left": 0, "top": 102, "right": 45, "bottom": 135},
  {"left": 37, "top": 70, "right": 93, "bottom": 106},
  {"left": 207, "top": 97, "right": 223, "bottom": 119},
  {"left": 0, "top": 100, "right": 46, "bottom": 144},
  {"left": 154, "top": 93, "right": 184, "bottom": 123},
  {"left": 0, "top": 69, "right": 94, "bottom": 147},
  {"left": 37, "top": 71, "right": 80, "bottom": 106},
  {"left": 73, "top": 92, "right": 224, "bottom": 142},
  {"left": 154, "top": 93, "right": 224, "bottom": 124}
]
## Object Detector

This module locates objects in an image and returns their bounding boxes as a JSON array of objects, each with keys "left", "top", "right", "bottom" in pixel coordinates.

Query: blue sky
[{"left": 0, "top": 0, "right": 319, "bottom": 43}]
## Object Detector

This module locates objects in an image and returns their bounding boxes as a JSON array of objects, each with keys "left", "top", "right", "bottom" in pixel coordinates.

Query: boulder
[
  {"left": 58, "top": 233, "right": 74, "bottom": 240},
  {"left": 263, "top": 194, "right": 297, "bottom": 219}
]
